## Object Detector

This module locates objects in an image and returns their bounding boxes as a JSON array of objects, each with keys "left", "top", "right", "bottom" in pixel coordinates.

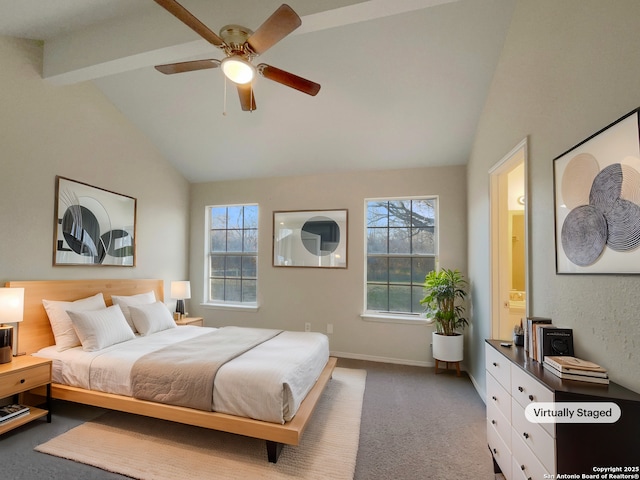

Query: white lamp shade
[
  {"left": 0, "top": 288, "right": 24, "bottom": 323},
  {"left": 170, "top": 281, "right": 191, "bottom": 300}
]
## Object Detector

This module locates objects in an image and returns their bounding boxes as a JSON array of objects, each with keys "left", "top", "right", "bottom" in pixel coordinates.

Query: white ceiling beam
[{"left": 42, "top": 0, "right": 457, "bottom": 86}]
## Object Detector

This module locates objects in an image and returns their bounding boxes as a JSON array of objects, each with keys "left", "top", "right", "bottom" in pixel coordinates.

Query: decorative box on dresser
[{"left": 485, "top": 340, "right": 640, "bottom": 479}]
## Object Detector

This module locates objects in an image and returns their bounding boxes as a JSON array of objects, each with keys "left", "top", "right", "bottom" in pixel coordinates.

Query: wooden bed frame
[{"left": 6, "top": 279, "right": 337, "bottom": 463}]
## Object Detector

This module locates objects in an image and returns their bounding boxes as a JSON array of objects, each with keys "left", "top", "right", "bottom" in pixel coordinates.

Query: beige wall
[
  {"left": 467, "top": 0, "right": 640, "bottom": 394},
  {"left": 190, "top": 166, "right": 467, "bottom": 365},
  {"left": 0, "top": 36, "right": 190, "bottom": 298}
]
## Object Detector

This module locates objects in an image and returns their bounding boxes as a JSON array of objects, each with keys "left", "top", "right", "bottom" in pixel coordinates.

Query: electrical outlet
[
  {"left": 327, "top": 323, "right": 333, "bottom": 334},
  {"left": 304, "top": 322, "right": 311, "bottom": 332}
]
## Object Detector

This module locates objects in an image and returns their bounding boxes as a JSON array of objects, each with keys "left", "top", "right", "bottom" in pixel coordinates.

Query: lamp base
[
  {"left": 175, "top": 299, "right": 185, "bottom": 316},
  {"left": 0, "top": 325, "right": 13, "bottom": 364}
]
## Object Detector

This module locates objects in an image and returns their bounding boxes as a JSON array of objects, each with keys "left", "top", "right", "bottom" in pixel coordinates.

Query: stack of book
[
  {"left": 0, "top": 404, "right": 30, "bottom": 424},
  {"left": 543, "top": 356, "right": 609, "bottom": 385},
  {"left": 524, "top": 317, "right": 574, "bottom": 363}
]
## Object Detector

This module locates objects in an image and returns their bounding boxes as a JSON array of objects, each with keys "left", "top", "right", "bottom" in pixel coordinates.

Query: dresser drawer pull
[
  {"left": 523, "top": 432, "right": 530, "bottom": 439},
  {"left": 492, "top": 396, "right": 497, "bottom": 401},
  {"left": 20, "top": 378, "right": 26, "bottom": 384},
  {"left": 520, "top": 465, "right": 525, "bottom": 471},
  {"left": 492, "top": 448, "right": 497, "bottom": 454},
  {"left": 491, "top": 419, "right": 496, "bottom": 425},
  {"left": 518, "top": 386, "right": 524, "bottom": 392},
  {"left": 492, "top": 362, "right": 498, "bottom": 367},
  {"left": 528, "top": 394, "right": 534, "bottom": 401}
]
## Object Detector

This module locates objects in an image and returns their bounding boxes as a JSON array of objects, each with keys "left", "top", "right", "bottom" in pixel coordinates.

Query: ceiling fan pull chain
[{"left": 222, "top": 76, "right": 227, "bottom": 116}]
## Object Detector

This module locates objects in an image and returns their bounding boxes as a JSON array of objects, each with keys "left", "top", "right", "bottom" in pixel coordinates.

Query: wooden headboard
[{"left": 4, "top": 279, "right": 164, "bottom": 354}]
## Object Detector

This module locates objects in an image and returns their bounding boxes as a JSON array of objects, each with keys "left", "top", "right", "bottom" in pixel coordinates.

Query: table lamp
[
  {"left": 170, "top": 281, "right": 191, "bottom": 317},
  {"left": 0, "top": 287, "right": 24, "bottom": 364}
]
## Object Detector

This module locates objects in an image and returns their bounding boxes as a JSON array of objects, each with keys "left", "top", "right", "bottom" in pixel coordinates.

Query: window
[
  {"left": 206, "top": 205, "right": 258, "bottom": 305},
  {"left": 365, "top": 198, "right": 438, "bottom": 315}
]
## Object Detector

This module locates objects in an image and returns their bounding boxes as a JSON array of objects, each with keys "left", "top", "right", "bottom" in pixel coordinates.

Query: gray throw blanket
[{"left": 130, "top": 326, "right": 282, "bottom": 411}]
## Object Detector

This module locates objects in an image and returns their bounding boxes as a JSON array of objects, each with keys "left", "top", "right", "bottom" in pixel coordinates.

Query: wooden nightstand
[
  {"left": 0, "top": 356, "right": 52, "bottom": 435},
  {"left": 175, "top": 316, "right": 204, "bottom": 327}
]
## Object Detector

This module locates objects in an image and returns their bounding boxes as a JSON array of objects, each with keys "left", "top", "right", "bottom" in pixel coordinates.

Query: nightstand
[
  {"left": 0, "top": 356, "right": 52, "bottom": 435},
  {"left": 175, "top": 316, "right": 204, "bottom": 327}
]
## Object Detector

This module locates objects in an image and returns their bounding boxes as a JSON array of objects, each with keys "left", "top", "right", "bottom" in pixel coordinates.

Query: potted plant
[{"left": 420, "top": 268, "right": 469, "bottom": 363}]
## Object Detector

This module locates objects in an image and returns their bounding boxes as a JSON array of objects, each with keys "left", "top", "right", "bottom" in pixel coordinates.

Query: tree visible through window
[
  {"left": 366, "top": 198, "right": 438, "bottom": 314},
  {"left": 207, "top": 205, "right": 258, "bottom": 304}
]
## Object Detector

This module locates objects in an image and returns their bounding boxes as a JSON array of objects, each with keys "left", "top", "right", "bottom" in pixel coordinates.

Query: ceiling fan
[{"left": 153, "top": 0, "right": 321, "bottom": 111}]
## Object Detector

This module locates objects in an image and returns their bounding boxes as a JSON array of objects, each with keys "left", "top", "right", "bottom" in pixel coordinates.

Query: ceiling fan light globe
[{"left": 221, "top": 56, "right": 255, "bottom": 84}]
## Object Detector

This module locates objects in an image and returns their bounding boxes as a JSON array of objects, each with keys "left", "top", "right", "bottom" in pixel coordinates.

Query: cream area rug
[{"left": 35, "top": 367, "right": 366, "bottom": 480}]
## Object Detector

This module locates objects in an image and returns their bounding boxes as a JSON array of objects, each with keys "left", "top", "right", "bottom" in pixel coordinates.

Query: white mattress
[{"left": 34, "top": 326, "right": 330, "bottom": 423}]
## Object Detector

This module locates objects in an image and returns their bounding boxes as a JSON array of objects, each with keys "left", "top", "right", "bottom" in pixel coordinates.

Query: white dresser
[{"left": 485, "top": 340, "right": 640, "bottom": 478}]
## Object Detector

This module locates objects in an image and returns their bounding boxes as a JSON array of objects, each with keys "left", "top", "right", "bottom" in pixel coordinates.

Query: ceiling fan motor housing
[{"left": 219, "top": 24, "right": 254, "bottom": 56}]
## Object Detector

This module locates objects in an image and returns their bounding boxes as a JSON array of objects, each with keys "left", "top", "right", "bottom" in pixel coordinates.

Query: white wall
[
  {"left": 190, "top": 166, "right": 467, "bottom": 365},
  {"left": 0, "top": 36, "right": 190, "bottom": 298},
  {"left": 467, "top": 0, "right": 640, "bottom": 394}
]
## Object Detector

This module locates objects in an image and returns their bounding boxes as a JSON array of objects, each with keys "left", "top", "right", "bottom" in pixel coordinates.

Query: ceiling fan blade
[
  {"left": 154, "top": 0, "right": 226, "bottom": 48},
  {"left": 237, "top": 84, "right": 257, "bottom": 111},
  {"left": 246, "top": 4, "right": 301, "bottom": 55},
  {"left": 155, "top": 59, "right": 220, "bottom": 75},
  {"left": 257, "top": 64, "right": 320, "bottom": 96}
]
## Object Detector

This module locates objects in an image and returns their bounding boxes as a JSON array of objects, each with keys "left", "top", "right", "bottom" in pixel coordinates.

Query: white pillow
[
  {"left": 129, "top": 301, "right": 177, "bottom": 336},
  {"left": 67, "top": 305, "right": 135, "bottom": 352},
  {"left": 111, "top": 291, "right": 157, "bottom": 333},
  {"left": 42, "top": 292, "right": 107, "bottom": 351}
]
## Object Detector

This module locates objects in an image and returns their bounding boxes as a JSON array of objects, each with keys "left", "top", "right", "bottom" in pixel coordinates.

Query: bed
[{"left": 6, "top": 279, "right": 337, "bottom": 463}]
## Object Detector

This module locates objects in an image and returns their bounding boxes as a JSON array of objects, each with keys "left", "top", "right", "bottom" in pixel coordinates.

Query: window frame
[
  {"left": 203, "top": 203, "right": 259, "bottom": 310},
  {"left": 362, "top": 196, "right": 439, "bottom": 323}
]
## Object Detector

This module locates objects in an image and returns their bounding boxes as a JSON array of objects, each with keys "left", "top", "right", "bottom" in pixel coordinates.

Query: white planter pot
[{"left": 432, "top": 331, "right": 464, "bottom": 362}]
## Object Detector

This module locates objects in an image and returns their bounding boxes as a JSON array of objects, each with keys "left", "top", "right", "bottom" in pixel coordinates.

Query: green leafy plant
[{"left": 420, "top": 268, "right": 468, "bottom": 336}]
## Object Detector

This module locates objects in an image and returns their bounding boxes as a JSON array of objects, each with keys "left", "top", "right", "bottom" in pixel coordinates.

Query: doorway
[{"left": 489, "top": 139, "right": 528, "bottom": 341}]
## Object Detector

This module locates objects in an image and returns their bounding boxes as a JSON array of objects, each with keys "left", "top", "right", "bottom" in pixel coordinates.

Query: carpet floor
[{"left": 34, "top": 367, "right": 366, "bottom": 480}]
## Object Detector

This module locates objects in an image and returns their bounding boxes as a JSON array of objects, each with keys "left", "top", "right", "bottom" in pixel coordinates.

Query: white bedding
[{"left": 34, "top": 326, "right": 330, "bottom": 424}]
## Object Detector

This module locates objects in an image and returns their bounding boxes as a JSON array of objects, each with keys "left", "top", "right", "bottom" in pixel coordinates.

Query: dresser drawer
[
  {"left": 487, "top": 419, "right": 512, "bottom": 480},
  {"left": 511, "top": 424, "right": 556, "bottom": 479},
  {"left": 487, "top": 371, "right": 512, "bottom": 421},
  {"left": 0, "top": 363, "right": 51, "bottom": 398},
  {"left": 511, "top": 364, "right": 553, "bottom": 408},
  {"left": 512, "top": 400, "right": 556, "bottom": 473},
  {"left": 486, "top": 343, "right": 511, "bottom": 391},
  {"left": 487, "top": 397, "right": 511, "bottom": 447}
]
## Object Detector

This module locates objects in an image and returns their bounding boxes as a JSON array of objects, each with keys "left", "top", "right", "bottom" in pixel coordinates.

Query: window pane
[
  {"left": 242, "top": 280, "right": 257, "bottom": 302},
  {"left": 389, "top": 228, "right": 410, "bottom": 254},
  {"left": 367, "top": 228, "right": 387, "bottom": 254},
  {"left": 412, "top": 257, "right": 436, "bottom": 283},
  {"left": 210, "top": 230, "right": 226, "bottom": 252},
  {"left": 389, "top": 200, "right": 412, "bottom": 227},
  {"left": 227, "top": 206, "right": 243, "bottom": 229},
  {"left": 244, "top": 228, "right": 258, "bottom": 253},
  {"left": 367, "top": 257, "right": 388, "bottom": 283},
  {"left": 226, "top": 256, "right": 241, "bottom": 278},
  {"left": 242, "top": 256, "right": 257, "bottom": 278},
  {"left": 210, "top": 255, "right": 225, "bottom": 277},
  {"left": 412, "top": 199, "right": 436, "bottom": 228},
  {"left": 389, "top": 285, "right": 411, "bottom": 312},
  {"left": 413, "top": 227, "right": 436, "bottom": 254},
  {"left": 367, "top": 202, "right": 389, "bottom": 227},
  {"left": 225, "top": 279, "right": 242, "bottom": 302},
  {"left": 412, "top": 285, "right": 425, "bottom": 313},
  {"left": 244, "top": 205, "right": 258, "bottom": 228},
  {"left": 210, "top": 207, "right": 227, "bottom": 229},
  {"left": 389, "top": 257, "right": 411, "bottom": 284},
  {"left": 210, "top": 279, "right": 224, "bottom": 301},
  {"left": 367, "top": 284, "right": 388, "bottom": 311},
  {"left": 226, "top": 229, "right": 242, "bottom": 252}
]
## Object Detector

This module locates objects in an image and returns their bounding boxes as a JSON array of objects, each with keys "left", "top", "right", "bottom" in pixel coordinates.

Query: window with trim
[
  {"left": 206, "top": 204, "right": 258, "bottom": 305},
  {"left": 365, "top": 197, "right": 438, "bottom": 315}
]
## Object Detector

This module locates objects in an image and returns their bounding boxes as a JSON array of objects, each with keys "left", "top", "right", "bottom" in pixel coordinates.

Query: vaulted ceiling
[{"left": 0, "top": 0, "right": 516, "bottom": 182}]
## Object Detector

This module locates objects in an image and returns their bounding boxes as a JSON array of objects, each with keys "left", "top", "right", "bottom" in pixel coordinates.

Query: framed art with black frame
[
  {"left": 53, "top": 176, "right": 137, "bottom": 266},
  {"left": 553, "top": 107, "right": 640, "bottom": 274}
]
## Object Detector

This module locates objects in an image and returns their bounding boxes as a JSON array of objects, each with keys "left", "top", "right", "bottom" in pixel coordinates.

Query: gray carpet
[{"left": 0, "top": 359, "right": 494, "bottom": 479}]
